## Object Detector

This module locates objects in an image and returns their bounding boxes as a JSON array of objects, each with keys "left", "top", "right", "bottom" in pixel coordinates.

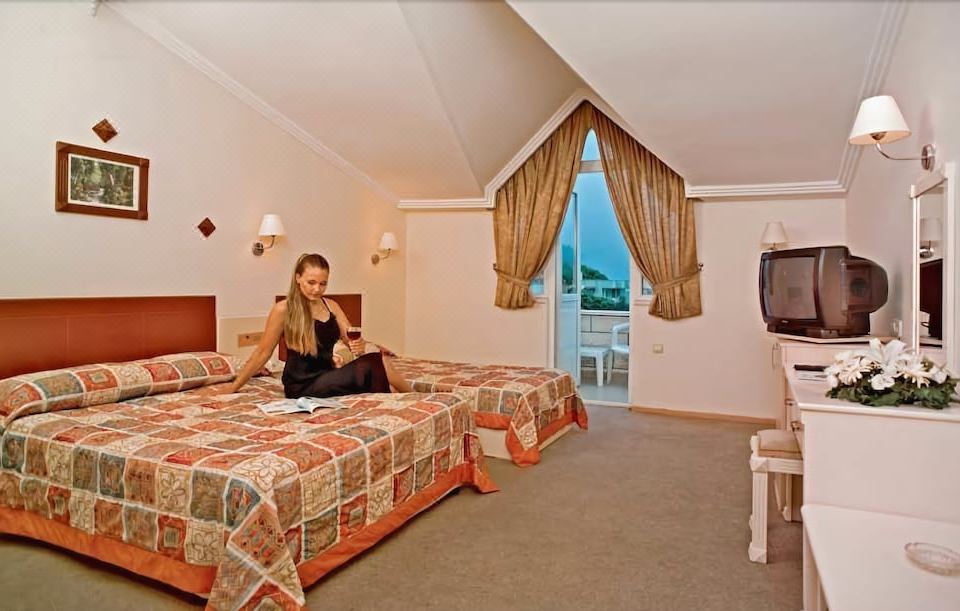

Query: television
[{"left": 759, "top": 246, "right": 888, "bottom": 338}]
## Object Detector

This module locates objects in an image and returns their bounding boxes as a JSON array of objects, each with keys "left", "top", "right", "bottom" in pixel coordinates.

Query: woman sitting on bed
[{"left": 227, "top": 252, "right": 412, "bottom": 397}]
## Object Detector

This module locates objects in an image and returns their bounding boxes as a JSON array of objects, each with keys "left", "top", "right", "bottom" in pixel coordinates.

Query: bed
[
  {"left": 277, "top": 294, "right": 589, "bottom": 467},
  {"left": 392, "top": 357, "right": 588, "bottom": 466},
  {"left": 0, "top": 296, "right": 496, "bottom": 610}
]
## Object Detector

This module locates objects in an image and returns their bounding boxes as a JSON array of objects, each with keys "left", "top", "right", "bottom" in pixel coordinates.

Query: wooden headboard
[
  {"left": 276, "top": 293, "right": 361, "bottom": 361},
  {"left": 0, "top": 296, "right": 216, "bottom": 378}
]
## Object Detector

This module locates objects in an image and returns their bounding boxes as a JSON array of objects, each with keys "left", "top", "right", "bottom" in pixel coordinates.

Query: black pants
[{"left": 284, "top": 352, "right": 390, "bottom": 398}]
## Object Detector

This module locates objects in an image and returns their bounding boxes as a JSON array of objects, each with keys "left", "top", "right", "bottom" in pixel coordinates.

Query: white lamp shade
[
  {"left": 761, "top": 221, "right": 788, "bottom": 245},
  {"left": 258, "top": 214, "right": 285, "bottom": 237},
  {"left": 378, "top": 232, "right": 399, "bottom": 251},
  {"left": 849, "top": 95, "right": 911, "bottom": 145},
  {"left": 920, "top": 217, "right": 942, "bottom": 241}
]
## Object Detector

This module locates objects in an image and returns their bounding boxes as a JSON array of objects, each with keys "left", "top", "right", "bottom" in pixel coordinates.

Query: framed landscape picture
[{"left": 55, "top": 141, "right": 149, "bottom": 220}]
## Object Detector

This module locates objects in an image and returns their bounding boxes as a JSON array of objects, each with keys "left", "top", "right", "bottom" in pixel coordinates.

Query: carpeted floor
[{"left": 0, "top": 406, "right": 801, "bottom": 610}]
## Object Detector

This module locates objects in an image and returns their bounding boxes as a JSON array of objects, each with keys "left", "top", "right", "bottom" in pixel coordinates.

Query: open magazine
[{"left": 258, "top": 396, "right": 346, "bottom": 415}]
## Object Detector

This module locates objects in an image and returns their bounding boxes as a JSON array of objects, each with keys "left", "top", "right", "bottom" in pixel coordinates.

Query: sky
[{"left": 574, "top": 131, "right": 630, "bottom": 281}]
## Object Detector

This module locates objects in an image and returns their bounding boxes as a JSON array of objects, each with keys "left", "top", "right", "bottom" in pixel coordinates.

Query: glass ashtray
[{"left": 904, "top": 542, "right": 960, "bottom": 576}]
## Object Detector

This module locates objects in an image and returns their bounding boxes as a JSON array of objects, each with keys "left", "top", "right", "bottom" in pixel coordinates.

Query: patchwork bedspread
[
  {"left": 0, "top": 376, "right": 496, "bottom": 610},
  {"left": 393, "top": 357, "right": 588, "bottom": 466}
]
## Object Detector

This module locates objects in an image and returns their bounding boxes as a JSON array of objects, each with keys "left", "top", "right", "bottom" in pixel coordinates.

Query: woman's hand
[
  {"left": 348, "top": 338, "right": 364, "bottom": 356},
  {"left": 332, "top": 354, "right": 344, "bottom": 368}
]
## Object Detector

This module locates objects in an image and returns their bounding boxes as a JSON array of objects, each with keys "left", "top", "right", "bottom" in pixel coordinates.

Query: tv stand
[{"left": 771, "top": 333, "right": 886, "bottom": 345}]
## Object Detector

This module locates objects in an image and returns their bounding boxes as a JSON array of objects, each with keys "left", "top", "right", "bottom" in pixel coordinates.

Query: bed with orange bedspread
[
  {"left": 392, "top": 357, "right": 588, "bottom": 466},
  {"left": 0, "top": 298, "right": 495, "bottom": 610}
]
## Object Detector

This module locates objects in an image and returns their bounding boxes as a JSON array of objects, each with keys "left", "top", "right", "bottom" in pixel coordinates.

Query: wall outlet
[
  {"left": 237, "top": 331, "right": 263, "bottom": 347},
  {"left": 891, "top": 319, "right": 903, "bottom": 337},
  {"left": 652, "top": 344, "right": 664, "bottom": 354}
]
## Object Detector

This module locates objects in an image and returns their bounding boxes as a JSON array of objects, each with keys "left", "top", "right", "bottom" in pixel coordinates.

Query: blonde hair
[{"left": 284, "top": 253, "right": 330, "bottom": 356}]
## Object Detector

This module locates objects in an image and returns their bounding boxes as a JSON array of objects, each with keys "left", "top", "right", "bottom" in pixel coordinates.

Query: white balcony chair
[
  {"left": 607, "top": 322, "right": 630, "bottom": 383},
  {"left": 579, "top": 346, "right": 611, "bottom": 386}
]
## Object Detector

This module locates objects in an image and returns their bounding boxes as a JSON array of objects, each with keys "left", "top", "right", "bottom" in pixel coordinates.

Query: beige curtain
[
  {"left": 493, "top": 103, "right": 592, "bottom": 308},
  {"left": 591, "top": 109, "right": 702, "bottom": 319}
]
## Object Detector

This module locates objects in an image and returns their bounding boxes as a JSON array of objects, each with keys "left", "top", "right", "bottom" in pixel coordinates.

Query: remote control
[{"left": 794, "top": 364, "right": 827, "bottom": 372}]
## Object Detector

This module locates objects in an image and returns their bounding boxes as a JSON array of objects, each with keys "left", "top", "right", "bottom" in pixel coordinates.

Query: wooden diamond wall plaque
[
  {"left": 197, "top": 217, "right": 216, "bottom": 238},
  {"left": 92, "top": 118, "right": 118, "bottom": 143}
]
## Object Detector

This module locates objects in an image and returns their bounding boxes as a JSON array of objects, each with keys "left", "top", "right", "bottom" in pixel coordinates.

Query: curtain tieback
[
  {"left": 653, "top": 269, "right": 700, "bottom": 292},
  {"left": 493, "top": 265, "right": 531, "bottom": 289}
]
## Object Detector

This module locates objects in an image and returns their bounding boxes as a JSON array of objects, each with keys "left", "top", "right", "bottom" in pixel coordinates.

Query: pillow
[{"left": 0, "top": 352, "right": 236, "bottom": 427}]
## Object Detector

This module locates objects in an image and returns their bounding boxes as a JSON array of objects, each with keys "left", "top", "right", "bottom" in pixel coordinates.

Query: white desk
[
  {"left": 790, "top": 372, "right": 960, "bottom": 610},
  {"left": 802, "top": 504, "right": 960, "bottom": 611}
]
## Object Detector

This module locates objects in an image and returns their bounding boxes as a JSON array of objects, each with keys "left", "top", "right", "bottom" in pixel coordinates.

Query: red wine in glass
[{"left": 346, "top": 327, "right": 362, "bottom": 341}]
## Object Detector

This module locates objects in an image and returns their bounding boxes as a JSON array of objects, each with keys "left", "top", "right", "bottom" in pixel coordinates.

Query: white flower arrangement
[{"left": 825, "top": 338, "right": 957, "bottom": 409}]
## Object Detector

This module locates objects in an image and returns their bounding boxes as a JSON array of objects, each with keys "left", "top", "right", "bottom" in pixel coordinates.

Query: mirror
[
  {"left": 917, "top": 183, "right": 945, "bottom": 348},
  {"left": 910, "top": 166, "right": 953, "bottom": 369}
]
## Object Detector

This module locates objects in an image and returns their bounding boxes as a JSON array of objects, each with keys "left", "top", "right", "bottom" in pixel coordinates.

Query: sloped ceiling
[
  {"left": 508, "top": 0, "right": 901, "bottom": 194},
  {"left": 109, "top": 0, "right": 585, "bottom": 201},
  {"left": 109, "top": 0, "right": 902, "bottom": 200}
]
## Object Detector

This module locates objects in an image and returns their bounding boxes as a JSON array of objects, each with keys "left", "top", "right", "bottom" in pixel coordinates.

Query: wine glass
[{"left": 346, "top": 326, "right": 363, "bottom": 355}]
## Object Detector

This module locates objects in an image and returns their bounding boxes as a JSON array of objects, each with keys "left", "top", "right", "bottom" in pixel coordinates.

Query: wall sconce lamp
[
  {"left": 371, "top": 232, "right": 399, "bottom": 265},
  {"left": 919, "top": 217, "right": 941, "bottom": 259},
  {"left": 252, "top": 214, "right": 285, "bottom": 256},
  {"left": 761, "top": 221, "right": 788, "bottom": 251},
  {"left": 849, "top": 95, "right": 936, "bottom": 171}
]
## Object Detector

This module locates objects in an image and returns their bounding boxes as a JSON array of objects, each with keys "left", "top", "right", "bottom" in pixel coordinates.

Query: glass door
[{"left": 555, "top": 193, "right": 581, "bottom": 382}]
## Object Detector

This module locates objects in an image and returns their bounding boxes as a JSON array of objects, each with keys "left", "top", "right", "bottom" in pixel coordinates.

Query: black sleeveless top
[
  {"left": 281, "top": 304, "right": 341, "bottom": 393},
  {"left": 280, "top": 301, "right": 392, "bottom": 399}
]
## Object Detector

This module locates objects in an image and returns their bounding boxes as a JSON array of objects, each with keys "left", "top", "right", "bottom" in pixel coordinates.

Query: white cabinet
[{"left": 790, "top": 369, "right": 960, "bottom": 610}]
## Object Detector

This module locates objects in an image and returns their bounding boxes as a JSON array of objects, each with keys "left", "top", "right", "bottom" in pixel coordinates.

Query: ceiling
[
  {"left": 109, "top": 0, "right": 584, "bottom": 201},
  {"left": 509, "top": 0, "right": 897, "bottom": 194},
  {"left": 109, "top": 0, "right": 901, "bottom": 201}
]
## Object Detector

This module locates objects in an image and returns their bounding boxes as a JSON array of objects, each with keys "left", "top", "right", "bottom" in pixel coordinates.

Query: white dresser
[{"left": 787, "top": 370, "right": 960, "bottom": 610}]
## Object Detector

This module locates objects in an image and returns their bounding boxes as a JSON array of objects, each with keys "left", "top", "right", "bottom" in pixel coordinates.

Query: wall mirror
[
  {"left": 916, "top": 182, "right": 944, "bottom": 347},
  {"left": 910, "top": 163, "right": 956, "bottom": 372}
]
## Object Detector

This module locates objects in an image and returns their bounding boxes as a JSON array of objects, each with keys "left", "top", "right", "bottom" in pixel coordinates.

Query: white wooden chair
[
  {"left": 748, "top": 429, "right": 803, "bottom": 563},
  {"left": 606, "top": 322, "right": 630, "bottom": 383}
]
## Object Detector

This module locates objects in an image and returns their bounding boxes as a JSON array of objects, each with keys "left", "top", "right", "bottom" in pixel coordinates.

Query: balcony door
[{"left": 554, "top": 193, "right": 580, "bottom": 383}]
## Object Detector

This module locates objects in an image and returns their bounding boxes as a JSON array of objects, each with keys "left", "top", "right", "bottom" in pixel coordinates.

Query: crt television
[{"left": 759, "top": 246, "right": 888, "bottom": 338}]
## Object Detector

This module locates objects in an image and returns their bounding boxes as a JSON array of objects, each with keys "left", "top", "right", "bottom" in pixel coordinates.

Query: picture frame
[{"left": 55, "top": 141, "right": 149, "bottom": 220}]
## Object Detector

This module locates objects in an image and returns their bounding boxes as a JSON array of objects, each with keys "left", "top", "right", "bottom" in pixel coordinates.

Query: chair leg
[
  {"left": 748, "top": 469, "right": 769, "bottom": 563},
  {"left": 596, "top": 353, "right": 604, "bottom": 387},
  {"left": 781, "top": 474, "right": 793, "bottom": 522}
]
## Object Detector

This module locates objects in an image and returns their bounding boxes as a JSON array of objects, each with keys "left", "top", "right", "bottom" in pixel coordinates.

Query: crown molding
[
  {"left": 397, "top": 198, "right": 490, "bottom": 210},
  {"left": 105, "top": 0, "right": 398, "bottom": 204},
  {"left": 686, "top": 180, "right": 846, "bottom": 199}
]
